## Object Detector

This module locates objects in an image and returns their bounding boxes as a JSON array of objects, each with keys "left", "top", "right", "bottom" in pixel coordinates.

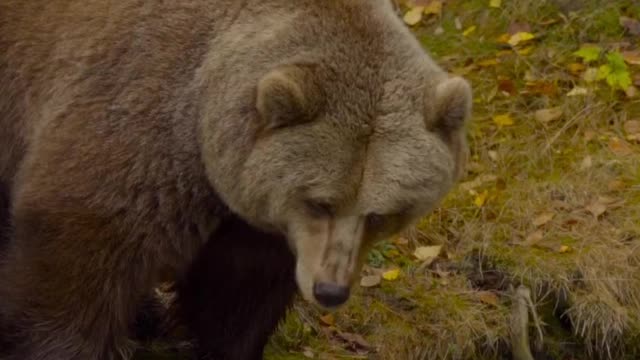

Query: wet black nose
[{"left": 313, "top": 282, "right": 350, "bottom": 308}]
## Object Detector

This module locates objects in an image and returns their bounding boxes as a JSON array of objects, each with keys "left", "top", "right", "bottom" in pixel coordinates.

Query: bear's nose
[{"left": 313, "top": 282, "right": 350, "bottom": 308}]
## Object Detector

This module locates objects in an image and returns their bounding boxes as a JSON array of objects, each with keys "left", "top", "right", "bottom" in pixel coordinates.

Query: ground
[{"left": 141, "top": 0, "right": 640, "bottom": 359}]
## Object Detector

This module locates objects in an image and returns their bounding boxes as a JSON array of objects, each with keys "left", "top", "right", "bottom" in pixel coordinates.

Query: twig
[{"left": 510, "top": 285, "right": 534, "bottom": 360}]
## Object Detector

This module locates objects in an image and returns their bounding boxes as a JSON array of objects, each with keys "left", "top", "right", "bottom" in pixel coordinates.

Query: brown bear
[{"left": 0, "top": 0, "right": 472, "bottom": 359}]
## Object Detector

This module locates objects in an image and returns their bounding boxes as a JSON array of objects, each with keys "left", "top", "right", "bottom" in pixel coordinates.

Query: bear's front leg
[
  {"left": 172, "top": 215, "right": 297, "bottom": 360},
  {"left": 0, "top": 187, "right": 153, "bottom": 360}
]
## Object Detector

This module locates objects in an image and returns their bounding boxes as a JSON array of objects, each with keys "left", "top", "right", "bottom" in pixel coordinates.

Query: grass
[{"left": 142, "top": 0, "right": 640, "bottom": 359}]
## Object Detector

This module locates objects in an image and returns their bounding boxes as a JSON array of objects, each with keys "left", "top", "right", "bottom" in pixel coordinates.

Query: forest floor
[{"left": 142, "top": 0, "right": 640, "bottom": 359}]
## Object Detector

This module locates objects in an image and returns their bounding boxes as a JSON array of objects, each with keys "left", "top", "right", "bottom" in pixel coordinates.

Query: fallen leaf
[
  {"left": 523, "top": 230, "right": 544, "bottom": 246},
  {"left": 567, "top": 86, "right": 588, "bottom": 96},
  {"left": 585, "top": 200, "right": 607, "bottom": 218},
  {"left": 413, "top": 245, "right": 442, "bottom": 262},
  {"left": 477, "top": 291, "right": 499, "bottom": 306},
  {"left": 463, "top": 25, "right": 477, "bottom": 37},
  {"left": 403, "top": 6, "right": 424, "bottom": 26},
  {"left": 582, "top": 67, "right": 599, "bottom": 82},
  {"left": 608, "top": 137, "right": 634, "bottom": 156},
  {"left": 574, "top": 45, "right": 602, "bottom": 63},
  {"left": 626, "top": 85, "right": 638, "bottom": 99},
  {"left": 423, "top": 1, "right": 443, "bottom": 16},
  {"left": 584, "top": 129, "right": 597, "bottom": 142},
  {"left": 620, "top": 16, "right": 640, "bottom": 36},
  {"left": 624, "top": 120, "right": 640, "bottom": 135},
  {"left": 533, "top": 212, "right": 555, "bottom": 227},
  {"left": 496, "top": 33, "right": 511, "bottom": 44},
  {"left": 507, "top": 22, "right": 531, "bottom": 35},
  {"left": 508, "top": 32, "right": 535, "bottom": 46},
  {"left": 478, "top": 58, "right": 500, "bottom": 67},
  {"left": 382, "top": 268, "right": 400, "bottom": 281},
  {"left": 567, "top": 62, "right": 586, "bottom": 74},
  {"left": 336, "top": 332, "right": 372, "bottom": 351},
  {"left": 607, "top": 179, "right": 626, "bottom": 191},
  {"left": 493, "top": 114, "right": 514, "bottom": 127},
  {"left": 320, "top": 314, "right": 335, "bottom": 326},
  {"left": 622, "top": 50, "right": 640, "bottom": 65},
  {"left": 489, "top": 0, "right": 501, "bottom": 8},
  {"left": 534, "top": 107, "right": 563, "bottom": 123},
  {"left": 360, "top": 274, "right": 382, "bottom": 288},
  {"left": 517, "top": 46, "right": 535, "bottom": 56},
  {"left": 525, "top": 80, "right": 558, "bottom": 96},
  {"left": 488, "top": 150, "right": 499, "bottom": 162},
  {"left": 558, "top": 245, "right": 571, "bottom": 253},
  {"left": 579, "top": 155, "right": 593, "bottom": 170},
  {"left": 498, "top": 78, "right": 517, "bottom": 95},
  {"left": 454, "top": 17, "right": 462, "bottom": 30},
  {"left": 393, "top": 237, "right": 409, "bottom": 246},
  {"left": 303, "top": 348, "right": 315, "bottom": 358},
  {"left": 459, "top": 173, "right": 498, "bottom": 191},
  {"left": 474, "top": 189, "right": 489, "bottom": 207}
]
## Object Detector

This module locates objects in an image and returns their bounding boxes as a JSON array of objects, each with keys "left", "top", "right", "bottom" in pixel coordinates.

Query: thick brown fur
[{"left": 0, "top": 0, "right": 472, "bottom": 359}]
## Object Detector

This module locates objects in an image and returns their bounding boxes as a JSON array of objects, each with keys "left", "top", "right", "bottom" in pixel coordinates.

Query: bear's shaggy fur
[{"left": 0, "top": 0, "right": 472, "bottom": 359}]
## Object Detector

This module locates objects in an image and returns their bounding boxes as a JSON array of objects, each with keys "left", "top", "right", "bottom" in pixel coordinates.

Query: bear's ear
[
  {"left": 256, "top": 65, "right": 323, "bottom": 130},
  {"left": 426, "top": 76, "right": 472, "bottom": 136}
]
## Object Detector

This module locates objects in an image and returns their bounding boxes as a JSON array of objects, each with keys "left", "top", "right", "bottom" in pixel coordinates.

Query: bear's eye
[
  {"left": 365, "top": 213, "right": 387, "bottom": 231},
  {"left": 304, "top": 200, "right": 334, "bottom": 218}
]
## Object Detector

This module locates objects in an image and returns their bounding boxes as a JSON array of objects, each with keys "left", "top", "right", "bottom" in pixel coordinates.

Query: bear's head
[{"left": 202, "top": 0, "right": 472, "bottom": 309}]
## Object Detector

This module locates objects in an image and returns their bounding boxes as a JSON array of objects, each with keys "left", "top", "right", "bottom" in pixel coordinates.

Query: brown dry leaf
[
  {"left": 533, "top": 212, "right": 555, "bottom": 227},
  {"left": 567, "top": 86, "right": 588, "bottom": 96},
  {"left": 525, "top": 81, "right": 558, "bottom": 96},
  {"left": 608, "top": 137, "right": 635, "bottom": 156},
  {"left": 488, "top": 150, "right": 499, "bottom": 162},
  {"left": 584, "top": 130, "right": 597, "bottom": 142},
  {"left": 607, "top": 179, "right": 626, "bottom": 191},
  {"left": 507, "top": 22, "right": 532, "bottom": 35},
  {"left": 360, "top": 274, "right": 382, "bottom": 288},
  {"left": 335, "top": 332, "right": 372, "bottom": 352},
  {"left": 620, "top": 16, "right": 640, "bottom": 36},
  {"left": 624, "top": 120, "right": 640, "bottom": 135},
  {"left": 523, "top": 230, "right": 544, "bottom": 246},
  {"left": 585, "top": 200, "right": 607, "bottom": 218},
  {"left": 477, "top": 291, "right": 499, "bottom": 306},
  {"left": 319, "top": 314, "right": 335, "bottom": 326},
  {"left": 534, "top": 107, "right": 563, "bottom": 123},
  {"left": 498, "top": 78, "right": 517, "bottom": 95},
  {"left": 622, "top": 50, "right": 640, "bottom": 65},
  {"left": 626, "top": 85, "right": 638, "bottom": 99}
]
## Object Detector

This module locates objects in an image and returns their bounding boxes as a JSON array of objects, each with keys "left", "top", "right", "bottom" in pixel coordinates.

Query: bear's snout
[{"left": 313, "top": 282, "right": 350, "bottom": 308}]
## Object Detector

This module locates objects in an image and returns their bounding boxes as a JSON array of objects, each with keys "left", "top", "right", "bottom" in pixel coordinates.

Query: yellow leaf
[
  {"left": 477, "top": 58, "right": 499, "bottom": 67},
  {"left": 382, "top": 268, "right": 400, "bottom": 281},
  {"left": 517, "top": 46, "right": 535, "bottom": 56},
  {"left": 474, "top": 190, "right": 489, "bottom": 207},
  {"left": 489, "top": 0, "right": 501, "bottom": 8},
  {"left": 462, "top": 25, "right": 477, "bottom": 36},
  {"left": 319, "top": 313, "right": 335, "bottom": 326},
  {"left": 423, "top": 1, "right": 443, "bottom": 16},
  {"left": 493, "top": 114, "right": 514, "bottom": 126},
  {"left": 496, "top": 33, "right": 511, "bottom": 44},
  {"left": 567, "top": 62, "right": 586, "bottom": 74},
  {"left": 403, "top": 6, "right": 424, "bottom": 26},
  {"left": 558, "top": 245, "right": 571, "bottom": 253},
  {"left": 508, "top": 32, "right": 535, "bottom": 46}
]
